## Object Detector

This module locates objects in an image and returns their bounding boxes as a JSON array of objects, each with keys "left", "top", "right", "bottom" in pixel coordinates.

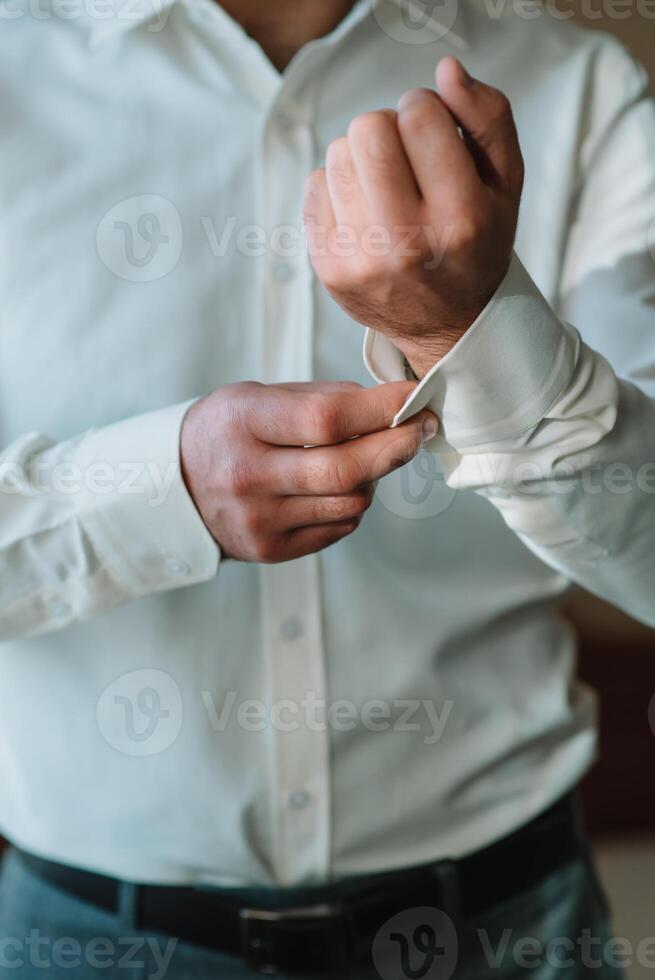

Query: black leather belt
[{"left": 15, "top": 794, "right": 582, "bottom": 975}]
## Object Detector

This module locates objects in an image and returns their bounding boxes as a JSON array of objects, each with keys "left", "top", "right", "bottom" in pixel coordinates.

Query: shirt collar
[
  {"left": 88, "top": 0, "right": 468, "bottom": 49},
  {"left": 87, "top": 0, "right": 178, "bottom": 46},
  {"left": 374, "top": 0, "right": 469, "bottom": 50}
]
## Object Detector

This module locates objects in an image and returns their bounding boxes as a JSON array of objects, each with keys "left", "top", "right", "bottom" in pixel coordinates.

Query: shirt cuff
[
  {"left": 363, "top": 254, "right": 579, "bottom": 449},
  {"left": 71, "top": 400, "right": 220, "bottom": 596}
]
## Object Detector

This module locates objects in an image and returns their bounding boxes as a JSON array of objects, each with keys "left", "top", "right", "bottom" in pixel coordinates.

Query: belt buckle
[{"left": 239, "top": 903, "right": 343, "bottom": 975}]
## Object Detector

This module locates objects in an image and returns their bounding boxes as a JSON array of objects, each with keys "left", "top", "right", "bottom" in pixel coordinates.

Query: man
[{"left": 0, "top": 0, "right": 653, "bottom": 976}]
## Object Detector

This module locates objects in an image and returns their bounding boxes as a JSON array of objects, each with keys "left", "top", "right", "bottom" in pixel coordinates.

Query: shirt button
[
  {"left": 279, "top": 617, "right": 303, "bottom": 641},
  {"left": 272, "top": 261, "right": 295, "bottom": 283},
  {"left": 288, "top": 790, "right": 311, "bottom": 810},
  {"left": 48, "top": 600, "right": 71, "bottom": 619},
  {"left": 166, "top": 558, "right": 190, "bottom": 578}
]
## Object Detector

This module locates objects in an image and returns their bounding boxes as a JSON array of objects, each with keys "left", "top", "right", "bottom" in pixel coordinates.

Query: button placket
[
  {"left": 261, "top": 558, "right": 329, "bottom": 885},
  {"left": 257, "top": 81, "right": 331, "bottom": 886}
]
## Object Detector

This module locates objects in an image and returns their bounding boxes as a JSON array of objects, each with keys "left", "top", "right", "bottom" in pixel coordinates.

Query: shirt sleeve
[
  {"left": 364, "top": 39, "right": 655, "bottom": 628},
  {"left": 0, "top": 400, "right": 220, "bottom": 640}
]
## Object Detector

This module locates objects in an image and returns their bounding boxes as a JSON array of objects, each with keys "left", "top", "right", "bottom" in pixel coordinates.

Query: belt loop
[
  {"left": 118, "top": 881, "right": 140, "bottom": 930},
  {"left": 433, "top": 860, "right": 461, "bottom": 921}
]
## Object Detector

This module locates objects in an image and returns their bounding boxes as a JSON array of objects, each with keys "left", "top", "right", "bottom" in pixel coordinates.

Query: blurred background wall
[
  {"left": 562, "top": 0, "right": 655, "bottom": 817},
  {"left": 567, "top": 1, "right": 655, "bottom": 67},
  {"left": 561, "top": 6, "right": 655, "bottom": 971},
  {"left": 571, "top": 588, "right": 654, "bottom": 980}
]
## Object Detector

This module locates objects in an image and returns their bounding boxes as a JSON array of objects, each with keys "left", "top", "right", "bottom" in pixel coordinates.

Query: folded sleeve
[
  {"left": 364, "top": 41, "right": 655, "bottom": 628},
  {"left": 0, "top": 400, "right": 220, "bottom": 640}
]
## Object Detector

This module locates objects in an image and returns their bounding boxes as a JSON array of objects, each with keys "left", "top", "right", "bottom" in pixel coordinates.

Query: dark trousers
[{"left": 0, "top": 846, "right": 623, "bottom": 979}]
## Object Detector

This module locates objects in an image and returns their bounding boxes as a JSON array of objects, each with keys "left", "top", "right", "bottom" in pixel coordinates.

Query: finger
[
  {"left": 279, "top": 486, "right": 374, "bottom": 530},
  {"left": 325, "top": 136, "right": 367, "bottom": 227},
  {"left": 270, "top": 410, "right": 438, "bottom": 495},
  {"left": 282, "top": 520, "right": 360, "bottom": 561},
  {"left": 436, "top": 57, "right": 523, "bottom": 196},
  {"left": 303, "top": 168, "right": 336, "bottom": 259},
  {"left": 396, "top": 87, "right": 481, "bottom": 211},
  {"left": 273, "top": 381, "right": 362, "bottom": 394},
  {"left": 347, "top": 110, "right": 421, "bottom": 223},
  {"left": 245, "top": 381, "right": 417, "bottom": 447}
]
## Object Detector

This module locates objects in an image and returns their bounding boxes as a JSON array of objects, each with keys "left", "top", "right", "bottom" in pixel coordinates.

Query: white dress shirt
[{"left": 0, "top": 0, "right": 653, "bottom": 887}]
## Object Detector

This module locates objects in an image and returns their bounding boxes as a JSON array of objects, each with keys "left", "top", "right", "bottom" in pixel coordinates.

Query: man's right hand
[{"left": 181, "top": 381, "right": 438, "bottom": 563}]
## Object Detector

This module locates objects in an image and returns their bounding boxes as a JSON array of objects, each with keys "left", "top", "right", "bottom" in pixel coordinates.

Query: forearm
[
  {"left": 367, "top": 255, "right": 655, "bottom": 627},
  {"left": 0, "top": 402, "right": 219, "bottom": 640},
  {"left": 443, "top": 378, "right": 655, "bottom": 628}
]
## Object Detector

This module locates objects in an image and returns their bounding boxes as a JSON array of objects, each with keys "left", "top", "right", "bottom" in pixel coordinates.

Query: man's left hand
[{"left": 304, "top": 57, "right": 524, "bottom": 379}]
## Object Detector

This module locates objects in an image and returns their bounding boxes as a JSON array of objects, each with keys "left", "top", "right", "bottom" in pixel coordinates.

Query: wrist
[
  {"left": 393, "top": 330, "right": 463, "bottom": 379},
  {"left": 180, "top": 402, "right": 200, "bottom": 499},
  {"left": 390, "top": 286, "right": 507, "bottom": 378}
]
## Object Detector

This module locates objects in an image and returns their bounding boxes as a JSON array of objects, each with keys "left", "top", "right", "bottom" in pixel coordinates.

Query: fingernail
[
  {"left": 421, "top": 414, "right": 440, "bottom": 446},
  {"left": 457, "top": 61, "right": 475, "bottom": 88},
  {"left": 397, "top": 88, "right": 436, "bottom": 113}
]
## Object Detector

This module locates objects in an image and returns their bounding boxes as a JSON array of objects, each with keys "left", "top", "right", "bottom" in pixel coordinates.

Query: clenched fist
[
  {"left": 181, "top": 381, "right": 437, "bottom": 563},
  {"left": 304, "top": 57, "right": 524, "bottom": 378}
]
